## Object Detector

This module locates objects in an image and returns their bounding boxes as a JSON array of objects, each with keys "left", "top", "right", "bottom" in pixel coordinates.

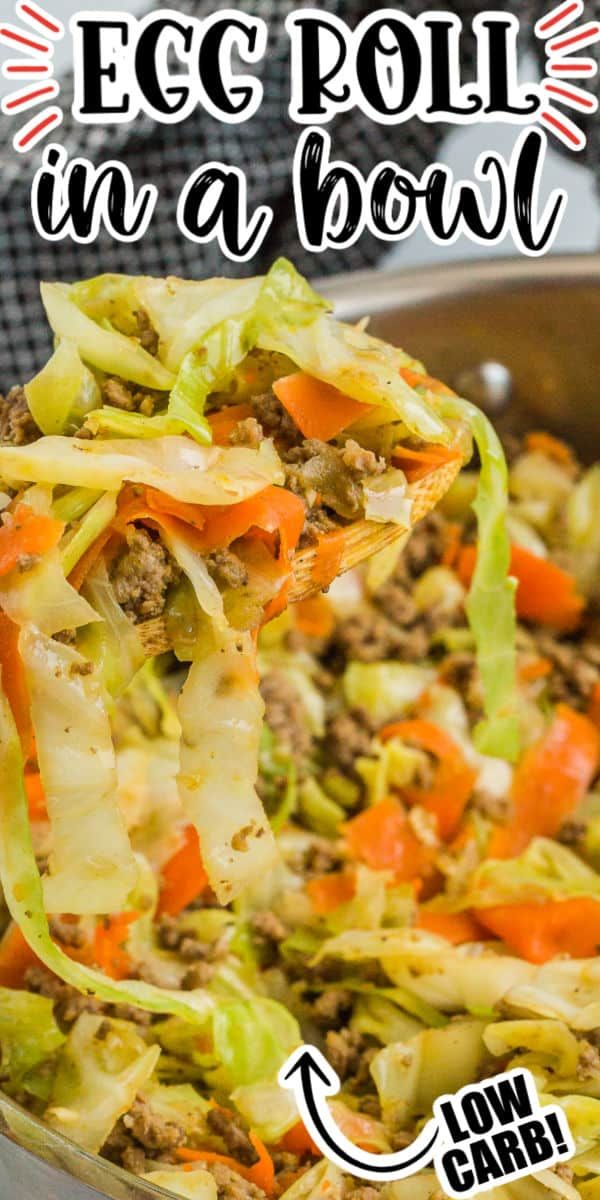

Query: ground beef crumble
[
  {"left": 249, "top": 391, "right": 298, "bottom": 447},
  {"left": 403, "top": 513, "right": 449, "bottom": 578},
  {"left": 101, "top": 376, "right": 162, "bottom": 417},
  {"left": 102, "top": 1096, "right": 185, "bottom": 1173},
  {"left": 250, "top": 910, "right": 288, "bottom": 946},
  {"left": 260, "top": 670, "right": 313, "bottom": 765},
  {"left": 110, "top": 526, "right": 181, "bottom": 622},
  {"left": 229, "top": 417, "right": 263, "bottom": 448},
  {"left": 206, "top": 1107, "right": 259, "bottom": 1166},
  {"left": 311, "top": 988, "right": 354, "bottom": 1029},
  {"left": 123, "top": 1096, "right": 186, "bottom": 1153},
  {"left": 327, "top": 609, "right": 429, "bottom": 666},
  {"left": 285, "top": 440, "right": 369, "bottom": 521},
  {"left": 207, "top": 1161, "right": 267, "bottom": 1200},
  {"left": 48, "top": 915, "right": 86, "bottom": 949},
  {"left": 0, "top": 386, "right": 40, "bottom": 445},
  {"left": 298, "top": 505, "right": 342, "bottom": 549},
  {"left": 206, "top": 547, "right": 249, "bottom": 590},
  {"left": 135, "top": 308, "right": 159, "bottom": 356},
  {"left": 325, "top": 708, "right": 375, "bottom": 775},
  {"left": 25, "top": 965, "right": 104, "bottom": 1028},
  {"left": 534, "top": 630, "right": 600, "bottom": 709},
  {"left": 325, "top": 1029, "right": 376, "bottom": 1090}
]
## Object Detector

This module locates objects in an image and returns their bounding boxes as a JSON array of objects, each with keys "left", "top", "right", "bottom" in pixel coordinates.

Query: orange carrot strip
[
  {"left": 193, "top": 487, "right": 305, "bottom": 560},
  {"left": 588, "top": 682, "right": 600, "bottom": 731},
  {"left": 157, "top": 825, "right": 209, "bottom": 917},
  {"left": 490, "top": 704, "right": 600, "bottom": 859},
  {"left": 475, "top": 898, "right": 600, "bottom": 963},
  {"left": 457, "top": 543, "right": 585, "bottom": 632},
  {"left": 525, "top": 431, "right": 574, "bottom": 467},
  {"left": 518, "top": 658, "right": 552, "bottom": 684},
  {"left": 379, "top": 719, "right": 477, "bottom": 841},
  {"left": 392, "top": 443, "right": 461, "bottom": 484},
  {"left": 441, "top": 522, "right": 462, "bottom": 567},
  {"left": 344, "top": 798, "right": 436, "bottom": 883},
  {"left": 309, "top": 527, "right": 347, "bottom": 592},
  {"left": 416, "top": 910, "right": 485, "bottom": 945},
  {"left": 293, "top": 595, "right": 335, "bottom": 639},
  {"left": 0, "top": 503, "right": 63, "bottom": 577},
  {"left": 208, "top": 404, "right": 254, "bottom": 446},
  {"left": 116, "top": 485, "right": 207, "bottom": 533},
  {"left": 93, "top": 912, "right": 139, "bottom": 980},
  {"left": 68, "top": 526, "right": 115, "bottom": 591},
  {"left": 273, "top": 373, "right": 372, "bottom": 442},
  {"left": 25, "top": 771, "right": 47, "bottom": 821},
  {"left": 261, "top": 578, "right": 292, "bottom": 626},
  {"left": 328, "top": 1102, "right": 388, "bottom": 1153},
  {"left": 399, "top": 367, "right": 455, "bottom": 397},
  {"left": 0, "top": 611, "right": 33, "bottom": 757},
  {"left": 0, "top": 922, "right": 39, "bottom": 987},
  {"left": 307, "top": 871, "right": 356, "bottom": 914},
  {"left": 178, "top": 1132, "right": 275, "bottom": 1194},
  {"left": 278, "top": 1122, "right": 320, "bottom": 1158}
]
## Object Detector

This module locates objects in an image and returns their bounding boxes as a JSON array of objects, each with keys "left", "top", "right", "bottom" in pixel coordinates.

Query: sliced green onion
[
  {"left": 84, "top": 405, "right": 212, "bottom": 445},
  {"left": 60, "top": 491, "right": 117, "bottom": 577},
  {"left": 52, "top": 486, "right": 102, "bottom": 524}
]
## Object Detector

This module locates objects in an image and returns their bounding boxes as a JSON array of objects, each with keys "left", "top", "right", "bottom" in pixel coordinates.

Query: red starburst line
[
  {"left": 539, "top": 106, "right": 586, "bottom": 147},
  {"left": 0, "top": 24, "right": 51, "bottom": 54},
  {"left": 543, "top": 79, "right": 597, "bottom": 107},
  {"left": 14, "top": 103, "right": 61, "bottom": 150},
  {"left": 536, "top": 0, "right": 584, "bottom": 36},
  {"left": 16, "top": 2, "right": 63, "bottom": 38},
  {"left": 548, "top": 22, "right": 600, "bottom": 52},
  {"left": 2, "top": 81, "right": 58, "bottom": 109},
  {"left": 548, "top": 57, "right": 597, "bottom": 72},
  {"left": 3, "top": 60, "right": 52, "bottom": 73}
]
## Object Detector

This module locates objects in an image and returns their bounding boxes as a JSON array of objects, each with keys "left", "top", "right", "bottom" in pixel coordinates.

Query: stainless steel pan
[{"left": 1, "top": 252, "right": 599, "bottom": 1200}]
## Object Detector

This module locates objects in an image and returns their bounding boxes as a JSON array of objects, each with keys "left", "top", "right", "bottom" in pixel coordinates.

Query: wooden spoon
[{"left": 134, "top": 446, "right": 464, "bottom": 659}]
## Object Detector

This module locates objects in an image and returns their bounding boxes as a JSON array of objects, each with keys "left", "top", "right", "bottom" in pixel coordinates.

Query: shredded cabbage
[
  {"left": 567, "top": 464, "right": 600, "bottom": 598},
  {"left": 25, "top": 339, "right": 101, "bottom": 436},
  {"left": 142, "top": 276, "right": 262, "bottom": 372},
  {"left": 210, "top": 997, "right": 300, "bottom": 1090},
  {"left": 343, "top": 661, "right": 435, "bottom": 725},
  {"left": 78, "top": 561, "right": 146, "bottom": 697},
  {"left": 0, "top": 987, "right": 65, "bottom": 1097},
  {"left": 505, "top": 959, "right": 600, "bottom": 1031},
  {"left": 0, "top": 548, "right": 99, "bottom": 636},
  {"left": 161, "top": 525, "right": 225, "bottom": 627},
  {"left": 19, "top": 625, "right": 139, "bottom": 915},
  {"left": 165, "top": 313, "right": 254, "bottom": 442},
  {"left": 0, "top": 436, "right": 283, "bottom": 505},
  {"left": 44, "top": 1013, "right": 160, "bottom": 1152},
  {"left": 143, "top": 1169, "right": 218, "bottom": 1200},
  {"left": 232, "top": 1078, "right": 299, "bottom": 1142},
  {"left": 177, "top": 627, "right": 278, "bottom": 904},
  {"left": 255, "top": 261, "right": 450, "bottom": 442},
  {"left": 0, "top": 685, "right": 217, "bottom": 1022},
  {"left": 279, "top": 1159, "right": 345, "bottom": 1200},
  {"left": 438, "top": 396, "right": 520, "bottom": 761},
  {"left": 484, "top": 1019, "right": 581, "bottom": 1078},
  {"left": 41, "top": 282, "right": 175, "bottom": 390},
  {"left": 371, "top": 1019, "right": 489, "bottom": 1128},
  {"left": 363, "top": 470, "right": 413, "bottom": 526},
  {"left": 458, "top": 839, "right": 600, "bottom": 910}
]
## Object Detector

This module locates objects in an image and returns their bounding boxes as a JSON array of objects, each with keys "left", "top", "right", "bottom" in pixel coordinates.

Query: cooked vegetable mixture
[{"left": 0, "top": 264, "right": 598, "bottom": 1200}]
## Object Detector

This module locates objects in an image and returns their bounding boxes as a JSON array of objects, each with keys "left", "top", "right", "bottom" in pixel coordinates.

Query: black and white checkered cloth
[{"left": 0, "top": 0, "right": 598, "bottom": 383}]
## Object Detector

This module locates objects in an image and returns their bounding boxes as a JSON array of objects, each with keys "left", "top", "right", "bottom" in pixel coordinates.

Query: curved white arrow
[{"left": 279, "top": 1045, "right": 439, "bottom": 1182}]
